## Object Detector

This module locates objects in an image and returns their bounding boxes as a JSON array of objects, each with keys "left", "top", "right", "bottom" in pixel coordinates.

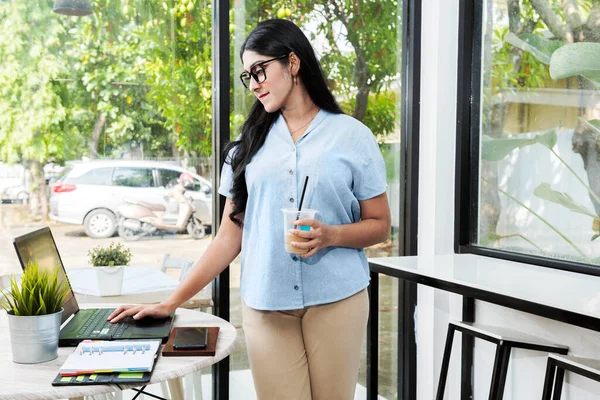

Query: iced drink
[{"left": 282, "top": 208, "right": 318, "bottom": 254}]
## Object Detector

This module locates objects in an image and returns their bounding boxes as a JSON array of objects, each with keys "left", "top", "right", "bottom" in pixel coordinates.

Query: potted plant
[
  {"left": 88, "top": 241, "right": 132, "bottom": 297},
  {"left": 0, "top": 260, "right": 70, "bottom": 364}
]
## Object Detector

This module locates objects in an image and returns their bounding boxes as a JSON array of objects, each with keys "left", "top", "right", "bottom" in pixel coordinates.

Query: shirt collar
[{"left": 274, "top": 108, "right": 329, "bottom": 141}]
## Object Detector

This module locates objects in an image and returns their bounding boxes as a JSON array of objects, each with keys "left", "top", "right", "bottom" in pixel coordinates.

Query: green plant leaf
[
  {"left": 481, "top": 130, "right": 557, "bottom": 161},
  {"left": 592, "top": 233, "right": 600, "bottom": 242},
  {"left": 536, "top": 129, "right": 557, "bottom": 150},
  {"left": 580, "top": 118, "right": 600, "bottom": 135},
  {"left": 481, "top": 136, "right": 535, "bottom": 161},
  {"left": 550, "top": 43, "right": 600, "bottom": 85},
  {"left": 0, "top": 260, "right": 68, "bottom": 316},
  {"left": 88, "top": 242, "right": 132, "bottom": 267},
  {"left": 505, "top": 32, "right": 564, "bottom": 64},
  {"left": 533, "top": 183, "right": 599, "bottom": 218}
]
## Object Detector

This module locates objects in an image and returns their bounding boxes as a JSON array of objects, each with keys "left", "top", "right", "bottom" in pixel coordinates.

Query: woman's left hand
[{"left": 290, "top": 218, "right": 338, "bottom": 258}]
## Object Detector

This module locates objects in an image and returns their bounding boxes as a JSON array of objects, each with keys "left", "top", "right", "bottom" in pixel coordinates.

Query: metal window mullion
[{"left": 211, "top": 0, "right": 231, "bottom": 398}]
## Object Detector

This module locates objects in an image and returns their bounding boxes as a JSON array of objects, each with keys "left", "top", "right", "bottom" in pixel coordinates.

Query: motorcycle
[{"left": 116, "top": 180, "right": 207, "bottom": 240}]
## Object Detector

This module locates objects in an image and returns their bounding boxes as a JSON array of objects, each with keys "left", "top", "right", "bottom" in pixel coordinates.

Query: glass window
[
  {"left": 193, "top": 178, "right": 208, "bottom": 193},
  {"left": 230, "top": 2, "right": 403, "bottom": 398},
  {"left": 112, "top": 168, "right": 153, "bottom": 188},
  {"left": 54, "top": 166, "right": 73, "bottom": 183},
  {"left": 64, "top": 167, "right": 113, "bottom": 186},
  {"left": 476, "top": 0, "right": 600, "bottom": 266},
  {"left": 0, "top": 0, "right": 215, "bottom": 393},
  {"left": 158, "top": 169, "right": 182, "bottom": 188}
]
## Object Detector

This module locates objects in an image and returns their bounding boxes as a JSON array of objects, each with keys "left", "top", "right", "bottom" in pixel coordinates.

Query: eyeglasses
[{"left": 240, "top": 54, "right": 289, "bottom": 90}]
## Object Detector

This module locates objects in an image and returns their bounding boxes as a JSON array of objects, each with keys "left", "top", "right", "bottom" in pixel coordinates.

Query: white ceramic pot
[
  {"left": 7, "top": 308, "right": 63, "bottom": 364},
  {"left": 95, "top": 266, "right": 125, "bottom": 296}
]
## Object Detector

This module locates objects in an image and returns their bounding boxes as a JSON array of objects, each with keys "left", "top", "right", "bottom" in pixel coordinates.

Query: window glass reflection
[
  {"left": 230, "top": 2, "right": 403, "bottom": 398},
  {"left": 478, "top": 0, "right": 600, "bottom": 266}
]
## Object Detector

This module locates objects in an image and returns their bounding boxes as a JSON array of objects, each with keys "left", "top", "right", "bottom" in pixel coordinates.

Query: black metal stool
[
  {"left": 541, "top": 354, "right": 600, "bottom": 399},
  {"left": 436, "top": 321, "right": 569, "bottom": 400}
]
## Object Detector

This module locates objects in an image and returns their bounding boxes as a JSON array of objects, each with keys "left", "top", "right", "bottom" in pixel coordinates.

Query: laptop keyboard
[{"left": 80, "top": 308, "right": 128, "bottom": 339}]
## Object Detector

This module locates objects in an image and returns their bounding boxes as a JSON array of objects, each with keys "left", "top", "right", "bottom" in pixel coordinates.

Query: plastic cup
[{"left": 282, "top": 208, "right": 318, "bottom": 254}]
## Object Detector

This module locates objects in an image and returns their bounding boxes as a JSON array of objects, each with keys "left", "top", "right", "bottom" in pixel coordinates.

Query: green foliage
[
  {"left": 581, "top": 119, "right": 600, "bottom": 135},
  {"left": 0, "top": 0, "right": 400, "bottom": 187},
  {"left": 549, "top": 43, "right": 600, "bottom": 87},
  {"left": 492, "top": 27, "right": 551, "bottom": 92},
  {"left": 341, "top": 91, "right": 397, "bottom": 137},
  {"left": 0, "top": 260, "right": 69, "bottom": 316},
  {"left": 0, "top": 0, "right": 214, "bottom": 169},
  {"left": 88, "top": 242, "right": 132, "bottom": 267},
  {"left": 483, "top": 126, "right": 600, "bottom": 245},
  {"left": 504, "top": 32, "right": 565, "bottom": 65},
  {"left": 533, "top": 183, "right": 598, "bottom": 219},
  {"left": 481, "top": 129, "right": 557, "bottom": 161},
  {"left": 0, "top": 1, "right": 69, "bottom": 164},
  {"left": 139, "top": 0, "right": 214, "bottom": 156},
  {"left": 379, "top": 143, "right": 400, "bottom": 183}
]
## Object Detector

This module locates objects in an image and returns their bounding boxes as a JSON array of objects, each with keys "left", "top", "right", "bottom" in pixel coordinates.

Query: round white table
[
  {"left": 0, "top": 306, "right": 237, "bottom": 400},
  {"left": 67, "top": 267, "right": 213, "bottom": 309}
]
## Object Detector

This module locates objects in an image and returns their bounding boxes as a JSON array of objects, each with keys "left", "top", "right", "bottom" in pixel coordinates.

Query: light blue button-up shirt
[{"left": 218, "top": 109, "right": 388, "bottom": 310}]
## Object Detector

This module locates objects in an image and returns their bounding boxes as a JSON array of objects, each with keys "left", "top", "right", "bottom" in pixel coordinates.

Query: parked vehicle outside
[
  {"left": 1, "top": 184, "right": 29, "bottom": 204},
  {"left": 49, "top": 160, "right": 212, "bottom": 238}
]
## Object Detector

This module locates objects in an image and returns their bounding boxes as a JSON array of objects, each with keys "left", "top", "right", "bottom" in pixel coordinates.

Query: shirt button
[
  {"left": 289, "top": 169, "right": 294, "bottom": 175},
  {"left": 289, "top": 197, "right": 294, "bottom": 203},
  {"left": 294, "top": 285, "right": 299, "bottom": 290}
]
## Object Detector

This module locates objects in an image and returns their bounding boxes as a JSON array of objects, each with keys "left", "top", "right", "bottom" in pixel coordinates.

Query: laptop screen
[{"left": 13, "top": 227, "right": 79, "bottom": 324}]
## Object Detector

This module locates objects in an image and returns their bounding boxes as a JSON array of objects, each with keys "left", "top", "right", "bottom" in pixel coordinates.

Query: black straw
[{"left": 297, "top": 176, "right": 309, "bottom": 219}]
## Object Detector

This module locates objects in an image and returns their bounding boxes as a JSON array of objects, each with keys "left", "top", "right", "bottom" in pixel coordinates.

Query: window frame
[{"left": 454, "top": 0, "right": 600, "bottom": 277}]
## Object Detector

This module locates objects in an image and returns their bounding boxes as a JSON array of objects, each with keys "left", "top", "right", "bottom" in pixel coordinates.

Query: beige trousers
[{"left": 242, "top": 288, "right": 369, "bottom": 400}]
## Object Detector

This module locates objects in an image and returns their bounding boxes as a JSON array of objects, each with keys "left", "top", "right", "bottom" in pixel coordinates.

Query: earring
[{"left": 293, "top": 75, "right": 298, "bottom": 85}]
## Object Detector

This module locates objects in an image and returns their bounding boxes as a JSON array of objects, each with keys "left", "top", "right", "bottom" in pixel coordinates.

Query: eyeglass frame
[{"left": 239, "top": 54, "right": 289, "bottom": 89}]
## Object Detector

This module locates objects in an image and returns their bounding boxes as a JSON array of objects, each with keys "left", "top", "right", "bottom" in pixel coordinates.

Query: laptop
[{"left": 13, "top": 227, "right": 174, "bottom": 347}]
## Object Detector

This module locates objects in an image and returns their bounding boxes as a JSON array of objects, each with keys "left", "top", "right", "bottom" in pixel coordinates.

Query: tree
[
  {"left": 232, "top": 0, "right": 401, "bottom": 138},
  {"left": 481, "top": 0, "right": 600, "bottom": 246},
  {"left": 0, "top": 0, "right": 215, "bottom": 219},
  {"left": 522, "top": 0, "right": 600, "bottom": 219},
  {"left": 0, "top": 1, "right": 70, "bottom": 218}
]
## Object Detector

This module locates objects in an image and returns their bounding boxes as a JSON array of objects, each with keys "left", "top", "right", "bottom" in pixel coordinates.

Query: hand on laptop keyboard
[
  {"left": 108, "top": 303, "right": 175, "bottom": 323},
  {"left": 81, "top": 308, "right": 130, "bottom": 338}
]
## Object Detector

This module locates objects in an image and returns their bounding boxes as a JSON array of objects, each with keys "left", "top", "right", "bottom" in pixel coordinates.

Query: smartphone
[{"left": 173, "top": 327, "right": 208, "bottom": 350}]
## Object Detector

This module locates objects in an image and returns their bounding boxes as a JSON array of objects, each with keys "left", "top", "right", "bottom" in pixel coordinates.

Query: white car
[
  {"left": 49, "top": 160, "right": 212, "bottom": 238},
  {"left": 1, "top": 184, "right": 29, "bottom": 204}
]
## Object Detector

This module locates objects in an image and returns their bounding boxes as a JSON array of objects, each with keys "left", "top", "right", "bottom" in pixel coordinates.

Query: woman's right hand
[{"left": 107, "top": 302, "right": 174, "bottom": 323}]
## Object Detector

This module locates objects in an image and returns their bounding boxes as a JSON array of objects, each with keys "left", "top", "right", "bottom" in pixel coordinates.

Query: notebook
[
  {"left": 52, "top": 370, "right": 153, "bottom": 386},
  {"left": 12, "top": 227, "right": 174, "bottom": 346},
  {"left": 59, "top": 339, "right": 162, "bottom": 376}
]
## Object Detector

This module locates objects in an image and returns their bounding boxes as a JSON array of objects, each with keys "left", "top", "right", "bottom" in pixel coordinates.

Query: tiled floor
[{"left": 112, "top": 369, "right": 388, "bottom": 400}]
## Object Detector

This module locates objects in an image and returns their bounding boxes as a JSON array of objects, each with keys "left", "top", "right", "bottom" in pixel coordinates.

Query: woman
[{"left": 108, "top": 19, "right": 391, "bottom": 399}]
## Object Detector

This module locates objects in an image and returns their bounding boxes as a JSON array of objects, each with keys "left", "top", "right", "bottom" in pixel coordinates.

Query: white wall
[
  {"left": 418, "top": 1, "right": 600, "bottom": 399},
  {"left": 417, "top": 0, "right": 462, "bottom": 398}
]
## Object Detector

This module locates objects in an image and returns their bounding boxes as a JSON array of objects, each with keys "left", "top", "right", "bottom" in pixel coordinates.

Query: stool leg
[
  {"left": 541, "top": 359, "right": 557, "bottom": 400},
  {"left": 436, "top": 325, "right": 456, "bottom": 400},
  {"left": 495, "top": 345, "right": 512, "bottom": 399},
  {"left": 552, "top": 367, "right": 565, "bottom": 400},
  {"left": 488, "top": 343, "right": 507, "bottom": 400}
]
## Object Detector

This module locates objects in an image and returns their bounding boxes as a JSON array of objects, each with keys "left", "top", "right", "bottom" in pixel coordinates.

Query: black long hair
[{"left": 225, "top": 19, "right": 343, "bottom": 226}]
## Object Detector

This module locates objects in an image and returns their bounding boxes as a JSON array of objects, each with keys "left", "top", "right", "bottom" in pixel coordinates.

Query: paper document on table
[{"left": 59, "top": 339, "right": 161, "bottom": 376}]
